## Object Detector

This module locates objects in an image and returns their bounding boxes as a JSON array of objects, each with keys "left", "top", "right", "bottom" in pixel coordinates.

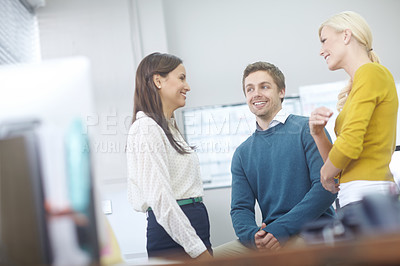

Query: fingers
[
  {"left": 255, "top": 229, "right": 266, "bottom": 249},
  {"left": 312, "top": 107, "right": 333, "bottom": 117},
  {"left": 320, "top": 175, "right": 340, "bottom": 194},
  {"left": 309, "top": 120, "right": 327, "bottom": 126},
  {"left": 309, "top": 113, "right": 330, "bottom": 125},
  {"left": 309, "top": 107, "right": 333, "bottom": 136},
  {"left": 255, "top": 229, "right": 267, "bottom": 238},
  {"left": 255, "top": 234, "right": 264, "bottom": 249},
  {"left": 261, "top": 222, "right": 267, "bottom": 229},
  {"left": 255, "top": 241, "right": 263, "bottom": 249},
  {"left": 269, "top": 241, "right": 282, "bottom": 251},
  {"left": 310, "top": 114, "right": 329, "bottom": 124},
  {"left": 263, "top": 234, "right": 280, "bottom": 249},
  {"left": 310, "top": 108, "right": 333, "bottom": 123},
  {"left": 255, "top": 224, "right": 268, "bottom": 249},
  {"left": 255, "top": 232, "right": 281, "bottom": 251}
]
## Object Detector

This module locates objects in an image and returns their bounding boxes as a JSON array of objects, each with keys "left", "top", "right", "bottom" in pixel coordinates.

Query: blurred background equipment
[{"left": 0, "top": 57, "right": 104, "bottom": 265}]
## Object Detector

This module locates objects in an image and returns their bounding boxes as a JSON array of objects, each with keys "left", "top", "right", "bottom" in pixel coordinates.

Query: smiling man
[{"left": 215, "top": 62, "right": 337, "bottom": 257}]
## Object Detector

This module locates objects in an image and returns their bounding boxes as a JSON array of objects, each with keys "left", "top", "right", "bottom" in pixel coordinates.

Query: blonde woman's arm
[{"left": 309, "top": 106, "right": 334, "bottom": 162}]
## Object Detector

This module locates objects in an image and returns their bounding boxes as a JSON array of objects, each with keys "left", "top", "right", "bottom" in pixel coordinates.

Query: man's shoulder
[
  {"left": 284, "top": 114, "right": 310, "bottom": 131},
  {"left": 235, "top": 133, "right": 255, "bottom": 152},
  {"left": 286, "top": 114, "right": 308, "bottom": 123}
]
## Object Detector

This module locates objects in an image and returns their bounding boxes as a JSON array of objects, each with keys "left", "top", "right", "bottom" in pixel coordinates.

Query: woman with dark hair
[{"left": 126, "top": 52, "right": 213, "bottom": 260}]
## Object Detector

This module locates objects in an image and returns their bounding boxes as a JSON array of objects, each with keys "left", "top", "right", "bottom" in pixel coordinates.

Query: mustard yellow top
[{"left": 329, "top": 63, "right": 398, "bottom": 183}]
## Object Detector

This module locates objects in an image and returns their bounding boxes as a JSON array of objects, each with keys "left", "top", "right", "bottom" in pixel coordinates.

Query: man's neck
[{"left": 256, "top": 108, "right": 282, "bottom": 131}]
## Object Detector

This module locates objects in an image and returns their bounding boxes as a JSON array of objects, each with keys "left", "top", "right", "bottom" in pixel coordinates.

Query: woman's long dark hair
[{"left": 132, "top": 52, "right": 189, "bottom": 154}]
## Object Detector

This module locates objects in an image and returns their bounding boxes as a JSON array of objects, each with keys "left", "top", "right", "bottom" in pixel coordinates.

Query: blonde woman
[{"left": 309, "top": 11, "right": 398, "bottom": 209}]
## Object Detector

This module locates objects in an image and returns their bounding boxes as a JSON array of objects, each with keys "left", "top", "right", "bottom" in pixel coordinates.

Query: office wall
[
  {"left": 164, "top": 0, "right": 400, "bottom": 107},
  {"left": 37, "top": 0, "right": 400, "bottom": 259},
  {"left": 37, "top": 0, "right": 134, "bottom": 187}
]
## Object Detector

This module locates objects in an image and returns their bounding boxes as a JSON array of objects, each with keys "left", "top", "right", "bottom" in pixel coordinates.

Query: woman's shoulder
[
  {"left": 355, "top": 63, "right": 395, "bottom": 93},
  {"left": 135, "top": 111, "right": 157, "bottom": 124},
  {"left": 128, "top": 111, "right": 162, "bottom": 136},
  {"left": 357, "top": 62, "right": 392, "bottom": 77}
]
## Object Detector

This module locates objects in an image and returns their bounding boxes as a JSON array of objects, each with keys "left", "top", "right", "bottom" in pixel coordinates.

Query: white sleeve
[{"left": 130, "top": 124, "right": 206, "bottom": 258}]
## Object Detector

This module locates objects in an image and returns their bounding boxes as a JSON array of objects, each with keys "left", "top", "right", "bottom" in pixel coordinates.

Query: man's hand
[{"left": 254, "top": 223, "right": 281, "bottom": 251}]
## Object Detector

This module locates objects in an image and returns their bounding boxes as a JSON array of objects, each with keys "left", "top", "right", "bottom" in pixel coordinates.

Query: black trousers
[{"left": 146, "top": 202, "right": 213, "bottom": 259}]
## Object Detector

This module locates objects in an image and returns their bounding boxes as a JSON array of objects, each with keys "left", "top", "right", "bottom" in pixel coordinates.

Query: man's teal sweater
[{"left": 231, "top": 115, "right": 336, "bottom": 247}]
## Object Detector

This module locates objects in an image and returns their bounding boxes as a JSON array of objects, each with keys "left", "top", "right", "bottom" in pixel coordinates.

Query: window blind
[{"left": 0, "top": 0, "right": 41, "bottom": 64}]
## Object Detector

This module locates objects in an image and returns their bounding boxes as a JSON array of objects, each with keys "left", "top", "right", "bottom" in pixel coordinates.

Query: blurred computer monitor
[
  {"left": 0, "top": 57, "right": 100, "bottom": 265},
  {"left": 0, "top": 120, "right": 52, "bottom": 265}
]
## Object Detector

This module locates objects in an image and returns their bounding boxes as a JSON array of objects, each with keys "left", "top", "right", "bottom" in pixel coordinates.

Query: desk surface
[{"left": 160, "top": 233, "right": 400, "bottom": 266}]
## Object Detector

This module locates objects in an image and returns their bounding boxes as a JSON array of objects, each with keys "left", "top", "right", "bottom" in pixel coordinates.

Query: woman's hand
[
  {"left": 309, "top": 107, "right": 333, "bottom": 136},
  {"left": 320, "top": 158, "right": 341, "bottom": 194}
]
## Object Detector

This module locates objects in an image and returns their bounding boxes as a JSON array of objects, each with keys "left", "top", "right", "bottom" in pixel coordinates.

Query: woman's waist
[
  {"left": 338, "top": 180, "right": 398, "bottom": 208},
  {"left": 340, "top": 158, "right": 393, "bottom": 183}
]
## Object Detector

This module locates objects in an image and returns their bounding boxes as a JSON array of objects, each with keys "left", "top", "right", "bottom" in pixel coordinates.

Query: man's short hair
[{"left": 242, "top": 62, "right": 286, "bottom": 95}]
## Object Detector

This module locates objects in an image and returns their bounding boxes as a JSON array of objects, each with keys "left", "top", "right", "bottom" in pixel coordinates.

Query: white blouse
[{"left": 126, "top": 111, "right": 206, "bottom": 258}]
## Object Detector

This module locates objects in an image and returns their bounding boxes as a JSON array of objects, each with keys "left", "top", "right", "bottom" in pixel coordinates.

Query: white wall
[
  {"left": 163, "top": 0, "right": 400, "bottom": 108},
  {"left": 37, "top": 0, "right": 135, "bottom": 186},
  {"left": 37, "top": 0, "right": 400, "bottom": 259}
]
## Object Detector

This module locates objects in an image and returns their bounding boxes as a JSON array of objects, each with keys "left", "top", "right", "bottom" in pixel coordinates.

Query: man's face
[{"left": 244, "top": 70, "right": 285, "bottom": 120}]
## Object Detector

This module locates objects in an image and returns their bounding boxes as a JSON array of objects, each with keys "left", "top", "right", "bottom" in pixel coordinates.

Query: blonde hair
[{"left": 319, "top": 11, "right": 380, "bottom": 111}]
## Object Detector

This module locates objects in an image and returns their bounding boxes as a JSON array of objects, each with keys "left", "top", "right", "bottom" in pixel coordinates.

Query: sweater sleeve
[
  {"left": 265, "top": 125, "right": 336, "bottom": 243},
  {"left": 230, "top": 148, "right": 260, "bottom": 248},
  {"left": 127, "top": 122, "right": 206, "bottom": 258},
  {"left": 329, "top": 65, "right": 381, "bottom": 169}
]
